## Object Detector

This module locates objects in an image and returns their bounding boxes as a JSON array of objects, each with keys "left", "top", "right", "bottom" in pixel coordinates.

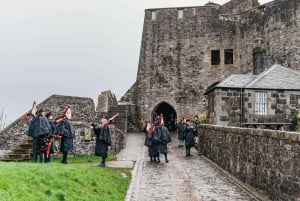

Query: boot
[
  {"left": 99, "top": 157, "right": 106, "bottom": 167},
  {"left": 33, "top": 154, "right": 38, "bottom": 163},
  {"left": 186, "top": 148, "right": 189, "bottom": 156},
  {"left": 156, "top": 155, "right": 160, "bottom": 163},
  {"left": 164, "top": 153, "right": 169, "bottom": 163},
  {"left": 62, "top": 151, "right": 68, "bottom": 164}
]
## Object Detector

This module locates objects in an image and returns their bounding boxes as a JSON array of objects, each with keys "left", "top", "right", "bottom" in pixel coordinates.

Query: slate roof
[{"left": 205, "top": 64, "right": 300, "bottom": 94}]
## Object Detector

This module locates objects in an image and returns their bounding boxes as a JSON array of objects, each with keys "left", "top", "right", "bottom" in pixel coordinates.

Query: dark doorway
[{"left": 152, "top": 102, "right": 177, "bottom": 131}]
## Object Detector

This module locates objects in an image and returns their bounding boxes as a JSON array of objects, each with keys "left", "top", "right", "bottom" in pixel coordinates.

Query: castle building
[{"left": 120, "top": 0, "right": 300, "bottom": 130}]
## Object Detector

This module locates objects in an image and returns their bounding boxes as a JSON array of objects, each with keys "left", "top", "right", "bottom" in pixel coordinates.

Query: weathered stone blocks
[{"left": 198, "top": 124, "right": 300, "bottom": 201}]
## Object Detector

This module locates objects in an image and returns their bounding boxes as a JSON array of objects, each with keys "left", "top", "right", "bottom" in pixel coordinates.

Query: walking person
[
  {"left": 55, "top": 106, "right": 75, "bottom": 164},
  {"left": 176, "top": 118, "right": 186, "bottom": 147},
  {"left": 144, "top": 122, "right": 159, "bottom": 162},
  {"left": 153, "top": 114, "right": 171, "bottom": 163},
  {"left": 184, "top": 119, "right": 196, "bottom": 157}
]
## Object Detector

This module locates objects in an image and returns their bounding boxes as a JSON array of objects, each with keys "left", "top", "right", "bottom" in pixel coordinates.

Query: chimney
[{"left": 252, "top": 37, "right": 266, "bottom": 75}]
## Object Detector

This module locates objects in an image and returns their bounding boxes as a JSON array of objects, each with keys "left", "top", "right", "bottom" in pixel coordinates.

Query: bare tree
[{"left": 0, "top": 105, "right": 7, "bottom": 132}]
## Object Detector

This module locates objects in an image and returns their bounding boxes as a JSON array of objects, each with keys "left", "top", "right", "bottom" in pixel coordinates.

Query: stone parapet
[{"left": 198, "top": 124, "right": 300, "bottom": 201}]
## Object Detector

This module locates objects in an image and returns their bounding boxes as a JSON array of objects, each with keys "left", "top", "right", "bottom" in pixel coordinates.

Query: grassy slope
[{"left": 0, "top": 156, "right": 131, "bottom": 201}]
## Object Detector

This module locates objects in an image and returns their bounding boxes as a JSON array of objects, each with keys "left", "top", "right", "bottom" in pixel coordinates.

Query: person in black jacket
[
  {"left": 27, "top": 108, "right": 51, "bottom": 163},
  {"left": 55, "top": 106, "right": 75, "bottom": 164},
  {"left": 176, "top": 118, "right": 185, "bottom": 147},
  {"left": 44, "top": 111, "right": 56, "bottom": 163},
  {"left": 152, "top": 114, "right": 171, "bottom": 163},
  {"left": 184, "top": 119, "right": 196, "bottom": 157},
  {"left": 92, "top": 116, "right": 112, "bottom": 167}
]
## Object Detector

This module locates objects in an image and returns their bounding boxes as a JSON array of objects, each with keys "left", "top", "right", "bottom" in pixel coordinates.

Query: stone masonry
[
  {"left": 121, "top": 0, "right": 300, "bottom": 129},
  {"left": 0, "top": 94, "right": 126, "bottom": 157},
  {"left": 198, "top": 124, "right": 300, "bottom": 201}
]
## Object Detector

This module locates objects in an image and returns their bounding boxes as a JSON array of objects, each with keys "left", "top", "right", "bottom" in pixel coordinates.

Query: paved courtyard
[{"left": 115, "top": 132, "right": 271, "bottom": 201}]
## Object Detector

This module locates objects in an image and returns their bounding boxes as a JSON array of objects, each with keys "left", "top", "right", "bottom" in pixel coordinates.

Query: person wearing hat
[
  {"left": 28, "top": 108, "right": 51, "bottom": 163},
  {"left": 55, "top": 106, "right": 75, "bottom": 164}
]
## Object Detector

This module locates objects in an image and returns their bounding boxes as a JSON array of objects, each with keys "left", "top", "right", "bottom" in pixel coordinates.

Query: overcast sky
[{"left": 0, "top": 0, "right": 272, "bottom": 124}]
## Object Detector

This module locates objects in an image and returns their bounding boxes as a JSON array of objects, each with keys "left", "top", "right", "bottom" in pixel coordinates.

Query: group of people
[
  {"left": 26, "top": 99, "right": 118, "bottom": 167},
  {"left": 26, "top": 103, "right": 74, "bottom": 164},
  {"left": 176, "top": 116, "right": 199, "bottom": 157},
  {"left": 144, "top": 114, "right": 172, "bottom": 163}
]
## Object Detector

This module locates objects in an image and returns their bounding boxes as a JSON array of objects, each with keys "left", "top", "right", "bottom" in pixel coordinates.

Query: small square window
[
  {"left": 178, "top": 10, "right": 183, "bottom": 19},
  {"left": 211, "top": 50, "right": 220, "bottom": 65},
  {"left": 224, "top": 49, "right": 233, "bottom": 64},
  {"left": 151, "top": 11, "right": 156, "bottom": 20}
]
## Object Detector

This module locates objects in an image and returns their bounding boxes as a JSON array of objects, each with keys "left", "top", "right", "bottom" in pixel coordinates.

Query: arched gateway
[{"left": 152, "top": 102, "right": 177, "bottom": 131}]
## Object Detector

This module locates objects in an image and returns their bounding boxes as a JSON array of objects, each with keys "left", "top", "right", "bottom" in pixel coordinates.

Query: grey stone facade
[
  {"left": 206, "top": 64, "right": 300, "bottom": 127},
  {"left": 121, "top": 0, "right": 300, "bottom": 129},
  {"left": 198, "top": 124, "right": 300, "bottom": 201},
  {"left": 207, "top": 88, "right": 300, "bottom": 128}
]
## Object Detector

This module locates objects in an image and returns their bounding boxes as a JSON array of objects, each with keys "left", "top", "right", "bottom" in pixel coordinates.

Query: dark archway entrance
[{"left": 153, "top": 102, "right": 177, "bottom": 131}]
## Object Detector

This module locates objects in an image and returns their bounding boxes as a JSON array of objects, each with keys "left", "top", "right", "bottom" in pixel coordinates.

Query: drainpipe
[{"left": 240, "top": 88, "right": 244, "bottom": 127}]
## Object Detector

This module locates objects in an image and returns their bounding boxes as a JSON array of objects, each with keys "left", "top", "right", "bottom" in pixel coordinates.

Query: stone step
[
  {"left": 0, "top": 158, "right": 27, "bottom": 162},
  {"left": 13, "top": 149, "right": 32, "bottom": 154},
  {"left": 20, "top": 144, "right": 32, "bottom": 149},
  {"left": 27, "top": 139, "right": 33, "bottom": 144},
  {"left": 7, "top": 153, "right": 30, "bottom": 160}
]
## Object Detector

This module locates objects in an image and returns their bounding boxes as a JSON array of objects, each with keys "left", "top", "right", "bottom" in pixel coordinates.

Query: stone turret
[{"left": 96, "top": 91, "right": 117, "bottom": 114}]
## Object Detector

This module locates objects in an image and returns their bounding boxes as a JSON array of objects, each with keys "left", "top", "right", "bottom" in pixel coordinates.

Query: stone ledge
[{"left": 200, "top": 124, "right": 300, "bottom": 142}]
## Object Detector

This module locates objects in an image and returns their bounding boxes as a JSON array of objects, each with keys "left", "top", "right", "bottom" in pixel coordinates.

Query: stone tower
[{"left": 121, "top": 0, "right": 300, "bottom": 130}]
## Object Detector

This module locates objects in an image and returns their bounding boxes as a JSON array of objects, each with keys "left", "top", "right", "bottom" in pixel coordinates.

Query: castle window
[
  {"left": 151, "top": 11, "right": 156, "bottom": 20},
  {"left": 178, "top": 9, "right": 183, "bottom": 19},
  {"left": 255, "top": 92, "right": 267, "bottom": 115},
  {"left": 211, "top": 50, "right": 220, "bottom": 65},
  {"left": 224, "top": 49, "right": 233, "bottom": 64}
]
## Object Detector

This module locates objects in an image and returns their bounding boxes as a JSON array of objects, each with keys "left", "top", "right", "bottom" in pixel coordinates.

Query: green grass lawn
[{"left": 0, "top": 155, "right": 131, "bottom": 201}]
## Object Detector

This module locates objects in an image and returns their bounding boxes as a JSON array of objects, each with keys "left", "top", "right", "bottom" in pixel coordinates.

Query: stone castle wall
[
  {"left": 198, "top": 124, "right": 300, "bottom": 201},
  {"left": 121, "top": 0, "right": 300, "bottom": 126},
  {"left": 238, "top": 0, "right": 300, "bottom": 72}
]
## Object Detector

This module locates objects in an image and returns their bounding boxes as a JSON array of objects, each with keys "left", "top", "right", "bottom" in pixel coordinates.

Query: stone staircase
[
  {"left": 0, "top": 139, "right": 33, "bottom": 162},
  {"left": 108, "top": 105, "right": 128, "bottom": 132}
]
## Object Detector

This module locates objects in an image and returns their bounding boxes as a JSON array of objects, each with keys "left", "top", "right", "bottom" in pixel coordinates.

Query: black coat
[
  {"left": 176, "top": 122, "right": 185, "bottom": 140},
  {"left": 93, "top": 125, "right": 111, "bottom": 157},
  {"left": 48, "top": 120, "right": 56, "bottom": 135},
  {"left": 28, "top": 115, "right": 51, "bottom": 138},
  {"left": 185, "top": 126, "right": 195, "bottom": 148},
  {"left": 57, "top": 119, "right": 75, "bottom": 152},
  {"left": 153, "top": 126, "right": 171, "bottom": 154}
]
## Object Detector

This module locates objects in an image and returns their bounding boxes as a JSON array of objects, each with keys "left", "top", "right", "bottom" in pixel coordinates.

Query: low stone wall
[
  {"left": 198, "top": 124, "right": 300, "bottom": 201},
  {"left": 71, "top": 122, "right": 126, "bottom": 156}
]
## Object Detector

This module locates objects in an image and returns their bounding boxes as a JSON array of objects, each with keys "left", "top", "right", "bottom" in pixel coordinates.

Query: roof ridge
[{"left": 245, "top": 64, "right": 279, "bottom": 88}]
